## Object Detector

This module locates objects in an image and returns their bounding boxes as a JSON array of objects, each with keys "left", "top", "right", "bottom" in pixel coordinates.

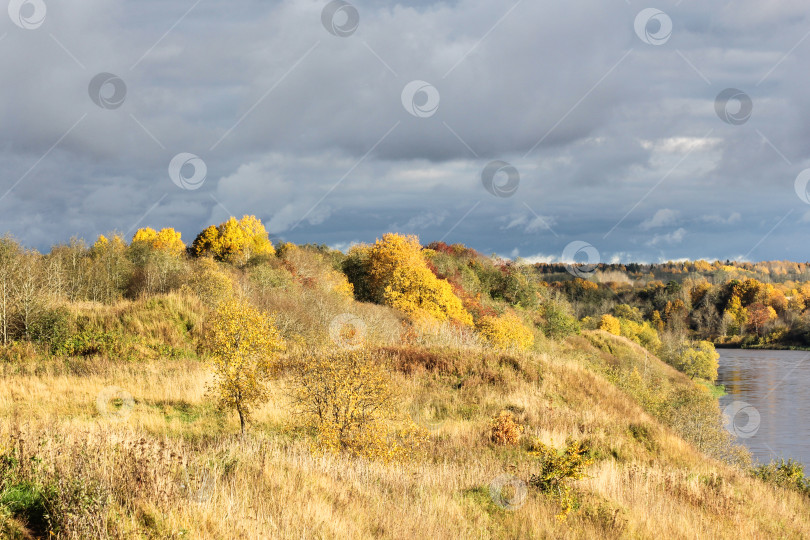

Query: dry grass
[
  {"left": 0, "top": 292, "right": 808, "bottom": 538},
  {"left": 0, "top": 345, "right": 807, "bottom": 538}
]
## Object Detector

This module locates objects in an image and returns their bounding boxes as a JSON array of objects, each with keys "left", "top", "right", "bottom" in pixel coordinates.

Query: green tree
[{"left": 678, "top": 340, "right": 719, "bottom": 381}]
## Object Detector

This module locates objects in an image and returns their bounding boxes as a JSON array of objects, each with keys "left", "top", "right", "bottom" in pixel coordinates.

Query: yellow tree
[
  {"left": 678, "top": 340, "right": 720, "bottom": 381},
  {"left": 598, "top": 314, "right": 621, "bottom": 336},
  {"left": 191, "top": 215, "right": 275, "bottom": 263},
  {"left": 368, "top": 233, "right": 472, "bottom": 325},
  {"left": 205, "top": 298, "right": 284, "bottom": 434},
  {"left": 368, "top": 233, "right": 424, "bottom": 298},
  {"left": 384, "top": 264, "right": 472, "bottom": 325},
  {"left": 131, "top": 227, "right": 185, "bottom": 255}
]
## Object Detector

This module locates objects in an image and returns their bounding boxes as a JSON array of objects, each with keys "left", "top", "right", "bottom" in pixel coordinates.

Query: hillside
[{"left": 0, "top": 223, "right": 808, "bottom": 538}]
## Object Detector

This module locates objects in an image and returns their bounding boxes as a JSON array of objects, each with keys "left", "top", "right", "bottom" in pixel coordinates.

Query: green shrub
[
  {"left": 541, "top": 302, "right": 580, "bottom": 340},
  {"left": 28, "top": 307, "right": 72, "bottom": 354},
  {"left": 528, "top": 438, "right": 593, "bottom": 520},
  {"left": 753, "top": 459, "right": 810, "bottom": 496}
]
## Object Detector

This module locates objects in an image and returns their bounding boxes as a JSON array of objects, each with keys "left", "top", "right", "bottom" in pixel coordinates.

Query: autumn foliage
[
  {"left": 475, "top": 313, "right": 534, "bottom": 350},
  {"left": 131, "top": 227, "right": 185, "bottom": 254},
  {"left": 191, "top": 215, "right": 275, "bottom": 264},
  {"left": 367, "top": 234, "right": 472, "bottom": 325},
  {"left": 290, "top": 348, "right": 428, "bottom": 462},
  {"left": 204, "top": 297, "right": 284, "bottom": 434},
  {"left": 489, "top": 410, "right": 523, "bottom": 445}
]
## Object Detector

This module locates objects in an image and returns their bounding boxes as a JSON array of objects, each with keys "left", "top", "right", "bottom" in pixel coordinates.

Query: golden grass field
[{"left": 0, "top": 289, "right": 808, "bottom": 539}]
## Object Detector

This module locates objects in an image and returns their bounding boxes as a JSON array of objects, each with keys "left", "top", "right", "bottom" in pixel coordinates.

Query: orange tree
[{"left": 204, "top": 298, "right": 284, "bottom": 434}]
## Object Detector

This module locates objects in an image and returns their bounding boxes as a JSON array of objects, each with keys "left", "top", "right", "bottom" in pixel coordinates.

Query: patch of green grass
[
  {"left": 0, "top": 482, "right": 51, "bottom": 537},
  {"left": 698, "top": 381, "right": 726, "bottom": 398},
  {"left": 461, "top": 486, "right": 501, "bottom": 514}
]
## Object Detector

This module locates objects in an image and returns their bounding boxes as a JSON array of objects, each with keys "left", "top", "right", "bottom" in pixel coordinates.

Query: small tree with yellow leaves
[
  {"left": 290, "top": 348, "right": 428, "bottom": 462},
  {"left": 528, "top": 438, "right": 593, "bottom": 520},
  {"left": 204, "top": 298, "right": 284, "bottom": 434}
]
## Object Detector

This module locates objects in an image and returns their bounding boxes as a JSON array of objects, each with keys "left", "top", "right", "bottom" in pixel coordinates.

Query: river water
[{"left": 717, "top": 348, "right": 810, "bottom": 467}]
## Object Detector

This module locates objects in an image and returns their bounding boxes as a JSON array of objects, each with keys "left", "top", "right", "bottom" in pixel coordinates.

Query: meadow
[{"left": 0, "top": 219, "right": 808, "bottom": 538}]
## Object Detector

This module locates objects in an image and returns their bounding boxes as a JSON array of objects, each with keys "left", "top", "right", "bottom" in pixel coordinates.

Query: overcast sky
[{"left": 2, "top": 0, "right": 810, "bottom": 263}]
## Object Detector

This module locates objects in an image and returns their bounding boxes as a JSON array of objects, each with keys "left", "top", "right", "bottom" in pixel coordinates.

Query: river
[{"left": 717, "top": 348, "right": 810, "bottom": 467}]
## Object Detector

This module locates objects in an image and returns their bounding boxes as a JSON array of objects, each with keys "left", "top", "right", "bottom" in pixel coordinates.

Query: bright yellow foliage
[
  {"left": 598, "top": 314, "right": 621, "bottom": 336},
  {"left": 191, "top": 215, "right": 275, "bottom": 264},
  {"left": 384, "top": 265, "right": 473, "bottom": 325},
  {"left": 92, "top": 233, "right": 126, "bottom": 255},
  {"left": 204, "top": 298, "right": 284, "bottom": 434},
  {"left": 131, "top": 227, "right": 185, "bottom": 255},
  {"left": 476, "top": 313, "right": 534, "bottom": 350},
  {"left": 290, "top": 349, "right": 429, "bottom": 462},
  {"left": 369, "top": 234, "right": 472, "bottom": 325}
]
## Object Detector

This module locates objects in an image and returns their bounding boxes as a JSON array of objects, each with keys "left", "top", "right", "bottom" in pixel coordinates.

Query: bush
[
  {"left": 617, "top": 318, "right": 661, "bottom": 353},
  {"left": 367, "top": 234, "right": 473, "bottom": 325},
  {"left": 290, "top": 348, "right": 427, "bottom": 462},
  {"left": 183, "top": 258, "right": 234, "bottom": 308},
  {"left": 27, "top": 307, "right": 72, "bottom": 353},
  {"left": 753, "top": 459, "right": 810, "bottom": 496},
  {"left": 489, "top": 410, "right": 523, "bottom": 446},
  {"left": 476, "top": 313, "right": 534, "bottom": 350},
  {"left": 676, "top": 340, "right": 719, "bottom": 381},
  {"left": 598, "top": 314, "right": 621, "bottom": 336},
  {"left": 528, "top": 439, "right": 593, "bottom": 520},
  {"left": 541, "top": 302, "right": 580, "bottom": 340}
]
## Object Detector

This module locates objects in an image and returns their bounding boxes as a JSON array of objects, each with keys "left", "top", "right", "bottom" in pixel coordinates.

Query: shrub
[
  {"left": 617, "top": 318, "right": 661, "bottom": 353},
  {"left": 677, "top": 340, "right": 719, "bottom": 381},
  {"left": 476, "top": 313, "right": 534, "bottom": 350},
  {"left": 365, "top": 234, "right": 473, "bottom": 325},
  {"left": 598, "top": 314, "right": 621, "bottom": 336},
  {"left": 753, "top": 459, "right": 810, "bottom": 496},
  {"left": 528, "top": 438, "right": 593, "bottom": 520},
  {"left": 489, "top": 410, "right": 523, "bottom": 446},
  {"left": 289, "top": 349, "right": 427, "bottom": 462},
  {"left": 28, "top": 306, "right": 72, "bottom": 353},
  {"left": 183, "top": 258, "right": 234, "bottom": 308},
  {"left": 541, "top": 302, "right": 580, "bottom": 340}
]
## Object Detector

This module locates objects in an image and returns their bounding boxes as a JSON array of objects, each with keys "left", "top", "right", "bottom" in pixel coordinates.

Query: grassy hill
[{"left": 0, "top": 228, "right": 808, "bottom": 538}]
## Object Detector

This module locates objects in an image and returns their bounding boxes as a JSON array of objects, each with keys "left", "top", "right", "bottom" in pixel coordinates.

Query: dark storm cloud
[{"left": 1, "top": 0, "right": 809, "bottom": 262}]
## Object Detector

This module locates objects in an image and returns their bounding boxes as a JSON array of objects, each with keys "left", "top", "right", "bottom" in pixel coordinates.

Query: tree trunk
[{"left": 237, "top": 402, "right": 245, "bottom": 435}]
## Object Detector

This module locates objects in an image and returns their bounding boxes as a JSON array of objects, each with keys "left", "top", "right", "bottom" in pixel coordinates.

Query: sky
[{"left": 2, "top": 0, "right": 810, "bottom": 264}]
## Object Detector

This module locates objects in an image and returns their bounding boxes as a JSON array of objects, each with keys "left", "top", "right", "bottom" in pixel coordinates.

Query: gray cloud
[{"left": 0, "top": 0, "right": 809, "bottom": 262}]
